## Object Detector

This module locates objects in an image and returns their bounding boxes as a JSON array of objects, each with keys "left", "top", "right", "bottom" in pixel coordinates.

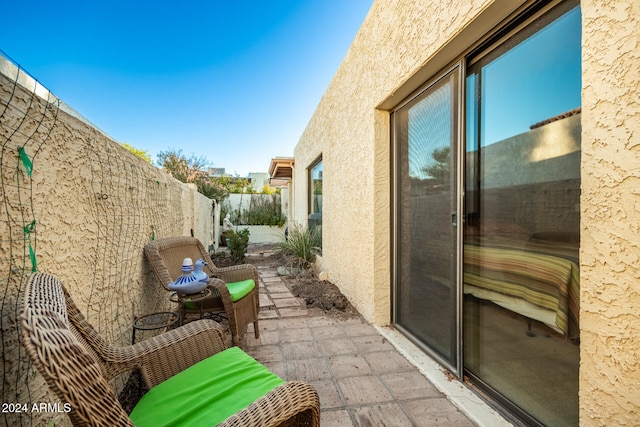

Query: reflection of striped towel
[{"left": 464, "top": 242, "right": 579, "bottom": 336}]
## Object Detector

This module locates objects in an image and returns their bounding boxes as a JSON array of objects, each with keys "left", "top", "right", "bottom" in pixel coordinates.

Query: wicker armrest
[
  {"left": 219, "top": 381, "right": 320, "bottom": 427},
  {"left": 107, "top": 319, "right": 228, "bottom": 388},
  {"left": 211, "top": 263, "right": 260, "bottom": 286},
  {"left": 207, "top": 277, "right": 236, "bottom": 319}
]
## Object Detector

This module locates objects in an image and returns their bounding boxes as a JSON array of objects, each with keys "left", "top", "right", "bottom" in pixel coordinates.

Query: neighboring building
[
  {"left": 269, "top": 157, "right": 294, "bottom": 220},
  {"left": 292, "top": 0, "right": 639, "bottom": 426},
  {"left": 206, "top": 167, "right": 226, "bottom": 177},
  {"left": 268, "top": 157, "right": 294, "bottom": 179},
  {"left": 247, "top": 172, "right": 270, "bottom": 192}
]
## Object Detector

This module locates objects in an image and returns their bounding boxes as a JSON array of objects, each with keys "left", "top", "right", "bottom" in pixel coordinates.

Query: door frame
[{"left": 391, "top": 60, "right": 466, "bottom": 378}]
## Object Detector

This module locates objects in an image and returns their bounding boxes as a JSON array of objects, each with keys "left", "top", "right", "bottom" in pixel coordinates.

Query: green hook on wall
[
  {"left": 23, "top": 220, "right": 37, "bottom": 272},
  {"left": 18, "top": 147, "right": 33, "bottom": 177}
]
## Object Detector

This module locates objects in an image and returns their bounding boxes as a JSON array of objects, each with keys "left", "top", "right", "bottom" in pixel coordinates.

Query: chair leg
[
  {"left": 229, "top": 312, "right": 240, "bottom": 347},
  {"left": 526, "top": 318, "right": 536, "bottom": 337},
  {"left": 253, "top": 290, "right": 260, "bottom": 339}
]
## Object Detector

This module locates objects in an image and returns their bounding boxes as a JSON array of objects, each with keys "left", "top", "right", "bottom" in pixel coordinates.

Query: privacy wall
[{"left": 0, "top": 56, "right": 214, "bottom": 426}]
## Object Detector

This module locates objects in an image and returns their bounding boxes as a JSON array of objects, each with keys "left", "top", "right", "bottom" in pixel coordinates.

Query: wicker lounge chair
[
  {"left": 144, "top": 236, "right": 260, "bottom": 346},
  {"left": 19, "top": 272, "right": 320, "bottom": 427}
]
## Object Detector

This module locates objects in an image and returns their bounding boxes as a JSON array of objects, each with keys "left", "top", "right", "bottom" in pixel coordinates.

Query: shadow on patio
[{"left": 243, "top": 246, "right": 477, "bottom": 427}]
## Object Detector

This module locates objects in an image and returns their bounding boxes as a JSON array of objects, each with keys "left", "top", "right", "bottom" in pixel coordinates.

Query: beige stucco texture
[
  {"left": 0, "top": 59, "right": 214, "bottom": 426},
  {"left": 294, "top": 0, "right": 640, "bottom": 425},
  {"left": 295, "top": 0, "right": 528, "bottom": 325},
  {"left": 580, "top": 0, "right": 640, "bottom": 424}
]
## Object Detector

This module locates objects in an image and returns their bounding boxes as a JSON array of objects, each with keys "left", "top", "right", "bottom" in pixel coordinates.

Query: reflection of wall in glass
[{"left": 478, "top": 112, "right": 581, "bottom": 190}]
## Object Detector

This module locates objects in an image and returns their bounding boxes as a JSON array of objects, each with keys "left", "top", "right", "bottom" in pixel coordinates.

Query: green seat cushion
[
  {"left": 226, "top": 279, "right": 255, "bottom": 302},
  {"left": 184, "top": 279, "right": 254, "bottom": 309},
  {"left": 129, "top": 347, "right": 284, "bottom": 426}
]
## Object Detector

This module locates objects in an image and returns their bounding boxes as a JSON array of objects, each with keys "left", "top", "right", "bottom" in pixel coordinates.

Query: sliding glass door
[
  {"left": 464, "top": 4, "right": 581, "bottom": 426},
  {"left": 393, "top": 2, "right": 580, "bottom": 425},
  {"left": 393, "top": 65, "right": 462, "bottom": 372}
]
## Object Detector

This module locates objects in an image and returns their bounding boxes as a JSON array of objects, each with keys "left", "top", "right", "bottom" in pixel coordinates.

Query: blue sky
[{"left": 1, "top": 0, "right": 373, "bottom": 176}]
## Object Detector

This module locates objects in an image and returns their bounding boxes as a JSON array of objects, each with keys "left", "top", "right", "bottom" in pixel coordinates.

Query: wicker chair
[
  {"left": 144, "top": 236, "right": 260, "bottom": 346},
  {"left": 19, "top": 272, "right": 320, "bottom": 427}
]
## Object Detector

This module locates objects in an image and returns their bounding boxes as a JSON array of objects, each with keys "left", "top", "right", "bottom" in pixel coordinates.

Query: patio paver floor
[{"left": 244, "top": 264, "right": 476, "bottom": 427}]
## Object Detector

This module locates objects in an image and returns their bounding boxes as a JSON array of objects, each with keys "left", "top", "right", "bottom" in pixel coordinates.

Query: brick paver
[{"left": 242, "top": 262, "right": 476, "bottom": 427}]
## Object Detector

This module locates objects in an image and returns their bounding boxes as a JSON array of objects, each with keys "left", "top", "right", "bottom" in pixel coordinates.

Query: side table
[
  {"left": 131, "top": 311, "right": 179, "bottom": 344},
  {"left": 169, "top": 287, "right": 212, "bottom": 326}
]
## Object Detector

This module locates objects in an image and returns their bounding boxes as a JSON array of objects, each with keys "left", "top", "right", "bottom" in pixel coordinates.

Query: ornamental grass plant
[{"left": 276, "top": 224, "right": 322, "bottom": 270}]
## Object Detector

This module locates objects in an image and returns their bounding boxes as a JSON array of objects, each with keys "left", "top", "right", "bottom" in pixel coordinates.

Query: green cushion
[
  {"left": 184, "top": 279, "right": 254, "bottom": 309},
  {"left": 226, "top": 279, "right": 255, "bottom": 302},
  {"left": 129, "top": 347, "right": 284, "bottom": 426}
]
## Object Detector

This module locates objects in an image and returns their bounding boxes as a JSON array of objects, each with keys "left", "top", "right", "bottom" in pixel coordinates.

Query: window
[{"left": 308, "top": 157, "right": 322, "bottom": 231}]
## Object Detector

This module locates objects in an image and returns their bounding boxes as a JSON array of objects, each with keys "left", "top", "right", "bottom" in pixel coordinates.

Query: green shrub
[
  {"left": 221, "top": 195, "right": 286, "bottom": 226},
  {"left": 226, "top": 228, "right": 250, "bottom": 262},
  {"left": 276, "top": 224, "right": 321, "bottom": 269},
  {"left": 245, "top": 195, "right": 285, "bottom": 226}
]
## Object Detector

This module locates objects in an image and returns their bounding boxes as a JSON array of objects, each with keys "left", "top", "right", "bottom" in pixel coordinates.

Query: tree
[
  {"left": 198, "top": 179, "right": 229, "bottom": 202},
  {"left": 260, "top": 184, "right": 276, "bottom": 195},
  {"left": 422, "top": 146, "right": 451, "bottom": 185},
  {"left": 157, "top": 149, "right": 209, "bottom": 183},
  {"left": 121, "top": 143, "right": 151, "bottom": 163},
  {"left": 215, "top": 175, "right": 253, "bottom": 194},
  {"left": 157, "top": 149, "right": 229, "bottom": 201}
]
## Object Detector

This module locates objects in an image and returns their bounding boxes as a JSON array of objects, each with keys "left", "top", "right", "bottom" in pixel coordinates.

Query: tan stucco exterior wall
[
  {"left": 294, "top": 0, "right": 523, "bottom": 324},
  {"left": 0, "top": 58, "right": 214, "bottom": 426},
  {"left": 294, "top": 0, "right": 640, "bottom": 424},
  {"left": 580, "top": 0, "right": 640, "bottom": 424}
]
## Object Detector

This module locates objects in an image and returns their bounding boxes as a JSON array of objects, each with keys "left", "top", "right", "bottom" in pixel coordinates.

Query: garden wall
[
  {"left": 223, "top": 193, "right": 287, "bottom": 223},
  {"left": 0, "top": 56, "right": 214, "bottom": 426},
  {"left": 244, "top": 225, "right": 285, "bottom": 244}
]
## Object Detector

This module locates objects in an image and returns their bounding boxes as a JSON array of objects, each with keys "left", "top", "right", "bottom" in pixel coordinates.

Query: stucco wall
[
  {"left": 294, "top": 0, "right": 640, "bottom": 425},
  {"left": 294, "top": 0, "right": 514, "bottom": 324},
  {"left": 580, "top": 0, "right": 640, "bottom": 424},
  {"left": 0, "top": 57, "right": 214, "bottom": 426}
]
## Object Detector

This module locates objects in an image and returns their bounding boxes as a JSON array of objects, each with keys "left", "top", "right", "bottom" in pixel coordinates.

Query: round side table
[
  {"left": 169, "top": 287, "right": 212, "bottom": 326},
  {"left": 131, "top": 311, "right": 179, "bottom": 344}
]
